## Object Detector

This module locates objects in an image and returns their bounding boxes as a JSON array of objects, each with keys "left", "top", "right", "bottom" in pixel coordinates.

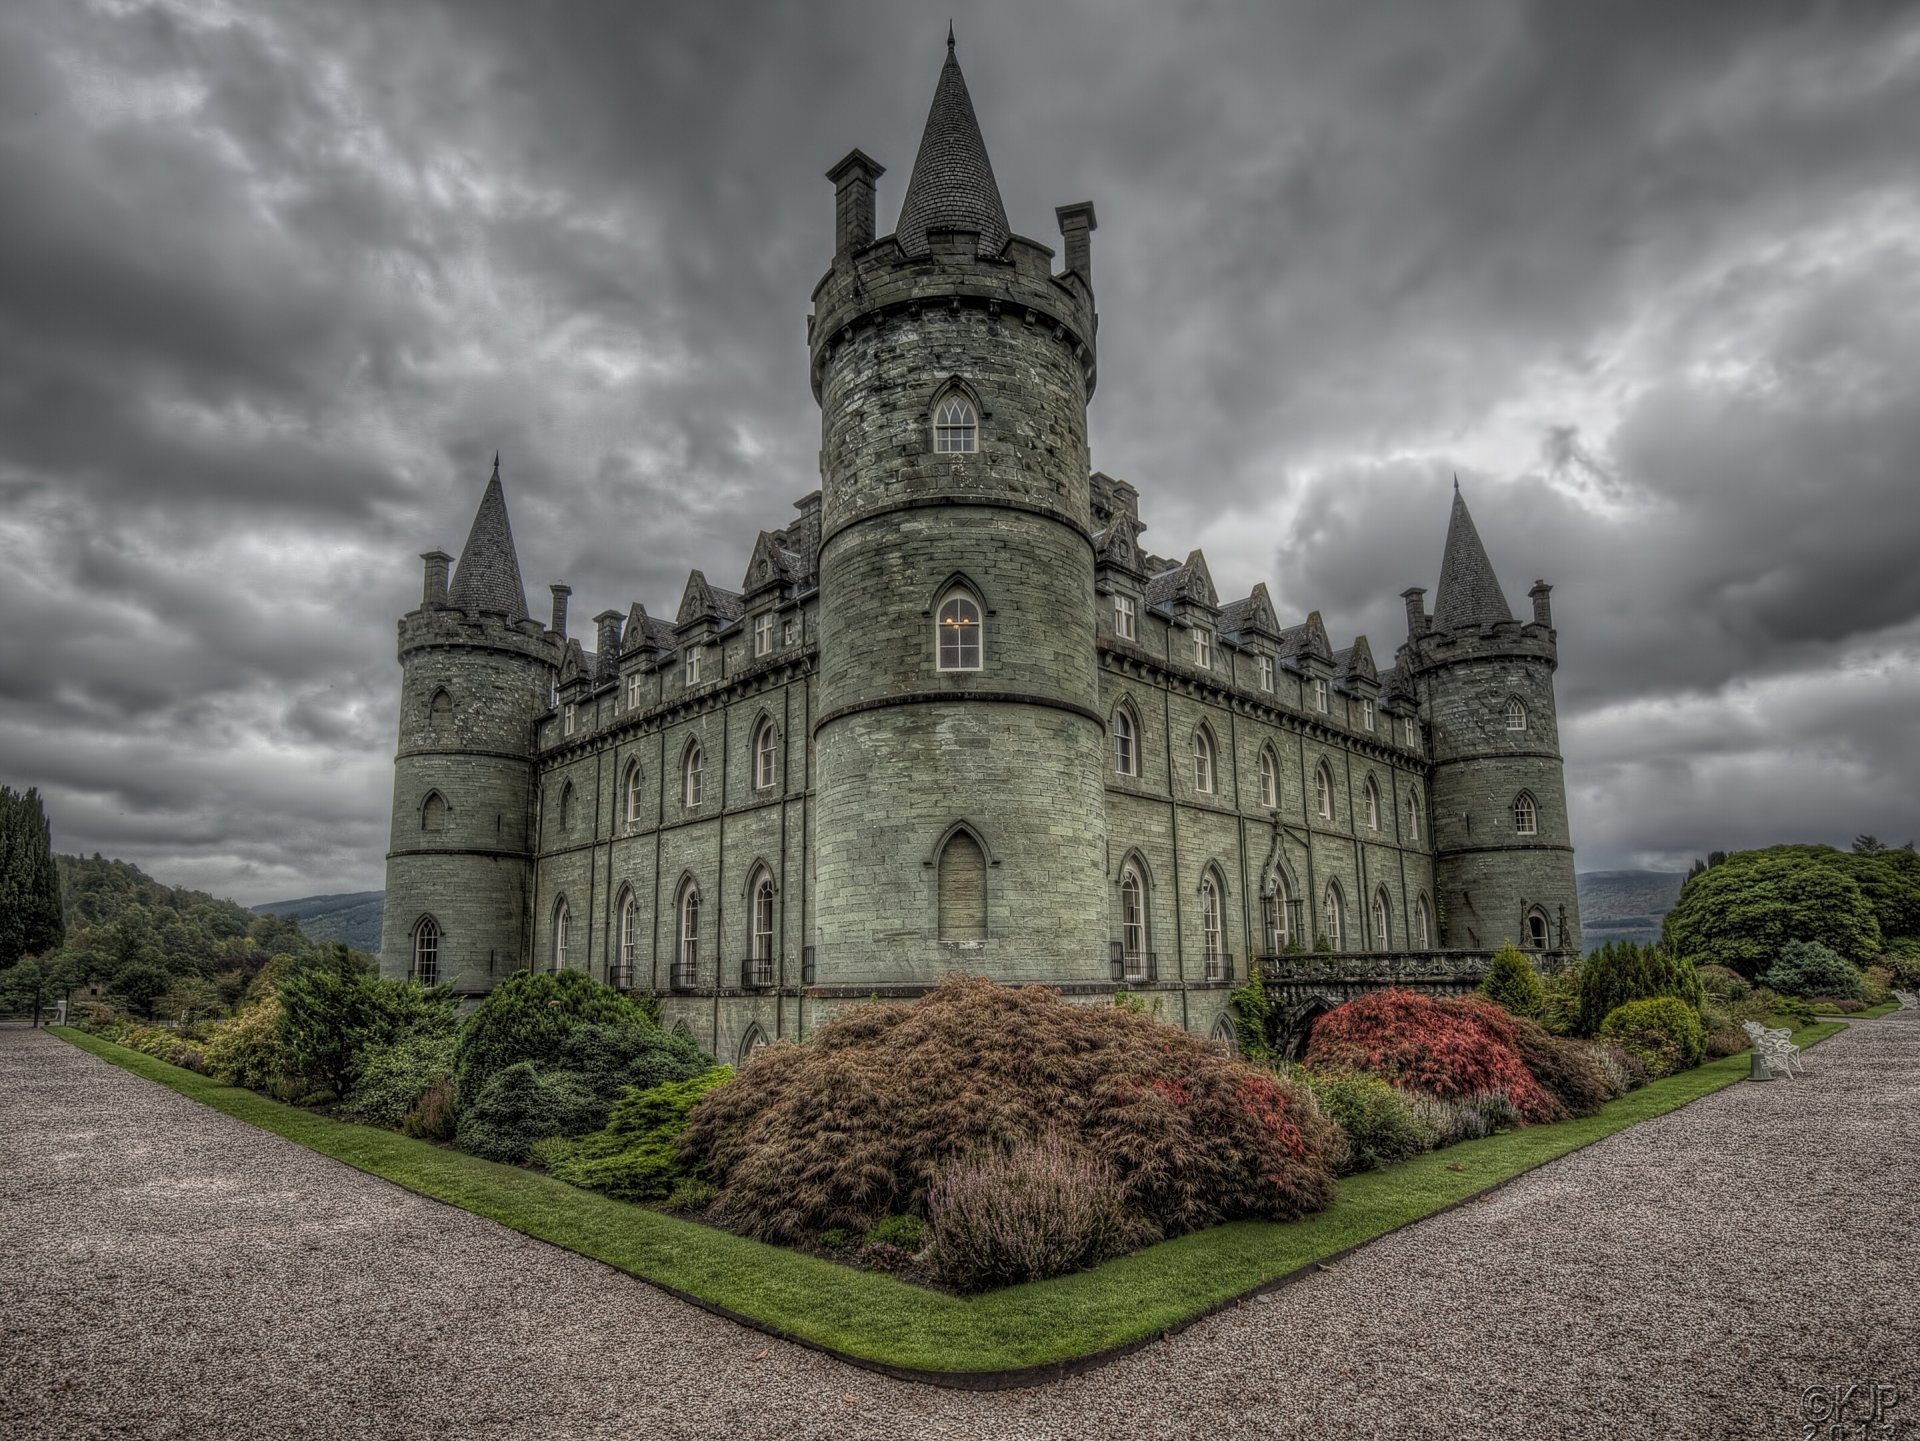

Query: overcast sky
[{"left": 2, "top": 0, "right": 1917, "bottom": 906}]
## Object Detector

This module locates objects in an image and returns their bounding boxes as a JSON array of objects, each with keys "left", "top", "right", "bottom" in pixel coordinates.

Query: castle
[{"left": 378, "top": 38, "right": 1580, "bottom": 1060}]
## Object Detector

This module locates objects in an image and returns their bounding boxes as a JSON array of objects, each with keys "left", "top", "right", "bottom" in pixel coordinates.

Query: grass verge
[
  {"left": 52, "top": 1021, "right": 1842, "bottom": 1382},
  {"left": 1813, "top": 999, "right": 1901, "bottom": 1019}
]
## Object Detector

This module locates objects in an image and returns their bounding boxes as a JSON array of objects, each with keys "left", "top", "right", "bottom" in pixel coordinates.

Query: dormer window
[
  {"left": 1114, "top": 594, "right": 1136, "bottom": 641},
  {"left": 1361, "top": 698, "right": 1375, "bottom": 732},
  {"left": 563, "top": 702, "right": 577, "bottom": 736},
  {"left": 934, "top": 395, "right": 977, "bottom": 453},
  {"left": 1193, "top": 630, "right": 1212, "bottom": 669},
  {"left": 1313, "top": 678, "right": 1329, "bottom": 713},
  {"left": 1259, "top": 656, "right": 1274, "bottom": 693},
  {"left": 685, "top": 648, "right": 703, "bottom": 686},
  {"left": 936, "top": 586, "right": 983, "bottom": 671},
  {"left": 753, "top": 613, "right": 773, "bottom": 657}
]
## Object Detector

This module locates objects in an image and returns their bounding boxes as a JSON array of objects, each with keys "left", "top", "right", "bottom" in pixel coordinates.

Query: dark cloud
[{"left": 0, "top": 0, "right": 1915, "bottom": 902}]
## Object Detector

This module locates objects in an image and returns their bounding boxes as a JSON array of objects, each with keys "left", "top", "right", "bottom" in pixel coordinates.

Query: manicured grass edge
[{"left": 50, "top": 1022, "right": 1842, "bottom": 1388}]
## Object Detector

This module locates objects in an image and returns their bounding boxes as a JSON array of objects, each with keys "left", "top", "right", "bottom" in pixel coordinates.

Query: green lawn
[
  {"left": 51, "top": 1021, "right": 1842, "bottom": 1381},
  {"left": 1812, "top": 999, "right": 1901, "bottom": 1019}
]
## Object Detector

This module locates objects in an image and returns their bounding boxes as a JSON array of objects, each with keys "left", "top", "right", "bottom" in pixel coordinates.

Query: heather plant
[
  {"left": 1299, "top": 1069, "right": 1438, "bottom": 1174},
  {"left": 922, "top": 1130, "right": 1138, "bottom": 1293},
  {"left": 1396, "top": 1089, "right": 1520, "bottom": 1146},
  {"left": 679, "top": 975, "right": 1342, "bottom": 1247},
  {"left": 1759, "top": 941, "right": 1864, "bottom": 1001},
  {"left": 1597, "top": 997, "right": 1706, "bottom": 1078},
  {"left": 543, "top": 1068, "right": 731, "bottom": 1202},
  {"left": 402, "top": 1077, "right": 456, "bottom": 1141},
  {"left": 1478, "top": 945, "right": 1544, "bottom": 1019},
  {"left": 1577, "top": 942, "right": 1703, "bottom": 1037},
  {"left": 1590, "top": 1042, "right": 1649, "bottom": 1097}
]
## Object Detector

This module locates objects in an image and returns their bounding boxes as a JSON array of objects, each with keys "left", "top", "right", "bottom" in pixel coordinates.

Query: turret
[
  {"left": 807, "top": 32, "right": 1108, "bottom": 984},
  {"left": 1402, "top": 484, "right": 1581, "bottom": 957},
  {"left": 379, "top": 459, "right": 560, "bottom": 997}
]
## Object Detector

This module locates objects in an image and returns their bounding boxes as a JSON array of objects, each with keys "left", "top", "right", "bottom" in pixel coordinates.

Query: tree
[
  {"left": 1853, "top": 835, "right": 1887, "bottom": 855},
  {"left": 1662, "top": 853, "right": 1881, "bottom": 977},
  {"left": 114, "top": 961, "right": 173, "bottom": 1020},
  {"left": 1479, "top": 944, "right": 1545, "bottom": 1018},
  {"left": 0, "top": 787, "right": 66, "bottom": 972},
  {"left": 1576, "top": 941, "right": 1702, "bottom": 1037}
]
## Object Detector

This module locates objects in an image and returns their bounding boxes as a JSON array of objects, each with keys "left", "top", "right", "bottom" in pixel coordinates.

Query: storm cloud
[{"left": 1, "top": 0, "right": 1915, "bottom": 903}]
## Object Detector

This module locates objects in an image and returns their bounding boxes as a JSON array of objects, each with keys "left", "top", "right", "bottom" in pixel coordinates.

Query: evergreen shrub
[
  {"left": 1597, "top": 998, "right": 1706, "bottom": 1078},
  {"left": 864, "top": 1213, "right": 927, "bottom": 1253},
  {"left": 340, "top": 1031, "right": 457, "bottom": 1130},
  {"left": 1299, "top": 1070, "right": 1438, "bottom": 1174},
  {"left": 1507, "top": 1023, "right": 1614, "bottom": 1118},
  {"left": 402, "top": 1077, "right": 456, "bottom": 1141},
  {"left": 1861, "top": 965, "right": 1894, "bottom": 1006},
  {"left": 1576, "top": 942, "right": 1703, "bottom": 1037},
  {"left": 1760, "top": 941, "right": 1864, "bottom": 1000},
  {"left": 453, "top": 969, "right": 658, "bottom": 1104},
  {"left": 201, "top": 996, "right": 290, "bottom": 1090},
  {"left": 1478, "top": 944, "right": 1545, "bottom": 1018},
  {"left": 1695, "top": 965, "right": 1751, "bottom": 1003},
  {"left": 543, "top": 1067, "right": 732, "bottom": 1202},
  {"left": 455, "top": 1062, "right": 600, "bottom": 1163}
]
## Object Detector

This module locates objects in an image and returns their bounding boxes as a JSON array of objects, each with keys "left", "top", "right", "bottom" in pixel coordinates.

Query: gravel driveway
[{"left": 3, "top": 1015, "right": 1914, "bottom": 1441}]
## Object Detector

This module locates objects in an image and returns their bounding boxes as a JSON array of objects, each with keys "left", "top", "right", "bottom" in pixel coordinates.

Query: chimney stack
[
  {"left": 1401, "top": 587, "right": 1429, "bottom": 638},
  {"left": 420, "top": 550, "right": 452, "bottom": 607},
  {"left": 549, "top": 583, "right": 572, "bottom": 639},
  {"left": 1529, "top": 580, "right": 1554, "bottom": 628},
  {"left": 1055, "top": 201, "right": 1097, "bottom": 284},
  {"left": 826, "top": 149, "right": 886, "bottom": 262},
  {"left": 594, "top": 609, "right": 624, "bottom": 670}
]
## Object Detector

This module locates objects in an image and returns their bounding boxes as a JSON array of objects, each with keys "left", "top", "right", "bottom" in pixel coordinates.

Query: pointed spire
[
  {"left": 1432, "top": 485, "right": 1513, "bottom": 631},
  {"left": 446, "top": 460, "right": 530, "bottom": 622},
  {"left": 895, "top": 31, "right": 1010, "bottom": 259}
]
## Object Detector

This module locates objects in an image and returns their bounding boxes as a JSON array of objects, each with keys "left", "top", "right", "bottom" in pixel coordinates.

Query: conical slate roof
[
  {"left": 895, "top": 34, "right": 1010, "bottom": 259},
  {"left": 1432, "top": 483, "right": 1512, "bottom": 631},
  {"left": 447, "top": 460, "right": 529, "bottom": 622}
]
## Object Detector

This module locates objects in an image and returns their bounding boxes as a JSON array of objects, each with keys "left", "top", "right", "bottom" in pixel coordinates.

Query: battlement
[
  {"left": 1405, "top": 618, "right": 1558, "bottom": 672},
  {"left": 396, "top": 603, "right": 562, "bottom": 666}
]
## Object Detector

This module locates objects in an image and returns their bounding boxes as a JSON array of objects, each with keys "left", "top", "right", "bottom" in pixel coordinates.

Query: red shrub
[{"left": 1303, "top": 989, "right": 1561, "bottom": 1123}]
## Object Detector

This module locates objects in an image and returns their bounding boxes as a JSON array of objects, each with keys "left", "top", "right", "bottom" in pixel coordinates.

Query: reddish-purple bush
[
  {"left": 1507, "top": 1018, "right": 1614, "bottom": 1119},
  {"left": 924, "top": 1130, "right": 1135, "bottom": 1291},
  {"left": 679, "top": 975, "right": 1343, "bottom": 1246}
]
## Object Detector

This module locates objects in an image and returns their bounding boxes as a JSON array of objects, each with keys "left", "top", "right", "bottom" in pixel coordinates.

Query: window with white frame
[
  {"left": 623, "top": 762, "right": 644, "bottom": 825},
  {"left": 1113, "top": 593, "right": 1136, "bottom": 641},
  {"left": 563, "top": 702, "right": 577, "bottom": 735},
  {"left": 1372, "top": 890, "right": 1391, "bottom": 951},
  {"left": 934, "top": 394, "right": 977, "bottom": 453},
  {"left": 627, "top": 673, "right": 644, "bottom": 709},
  {"left": 1315, "top": 761, "right": 1334, "bottom": 821},
  {"left": 1120, "top": 864, "right": 1148, "bottom": 979},
  {"left": 1269, "top": 871, "right": 1292, "bottom": 952},
  {"left": 782, "top": 618, "right": 797, "bottom": 648},
  {"left": 1505, "top": 696, "right": 1528, "bottom": 732},
  {"left": 936, "top": 588, "right": 982, "bottom": 671},
  {"left": 753, "top": 612, "right": 773, "bottom": 657},
  {"left": 1322, "top": 882, "right": 1344, "bottom": 951},
  {"left": 1514, "top": 793, "right": 1538, "bottom": 835},
  {"left": 1192, "top": 728, "right": 1216, "bottom": 793},
  {"left": 1113, "top": 705, "right": 1138, "bottom": 776},
  {"left": 1364, "top": 776, "right": 1381, "bottom": 832},
  {"left": 412, "top": 917, "right": 439, "bottom": 987},
  {"left": 1403, "top": 715, "right": 1418, "bottom": 748},
  {"left": 1406, "top": 789, "right": 1423, "bottom": 840},
  {"left": 1416, "top": 895, "right": 1433, "bottom": 949},
  {"left": 1258, "top": 748, "right": 1278, "bottom": 808},
  {"left": 1201, "top": 876, "right": 1223, "bottom": 978},
  {"left": 754, "top": 721, "right": 778, "bottom": 791},
  {"left": 616, "top": 891, "right": 636, "bottom": 987},
  {"left": 1314, "top": 678, "right": 1329, "bottom": 712},
  {"left": 1193, "top": 629, "right": 1212, "bottom": 669},
  {"left": 1526, "top": 908, "right": 1551, "bottom": 950},
  {"left": 683, "top": 743, "right": 703, "bottom": 807},
  {"left": 685, "top": 647, "right": 703, "bottom": 685},
  {"left": 678, "top": 883, "right": 700, "bottom": 979},
  {"left": 1259, "top": 655, "right": 1274, "bottom": 692},
  {"left": 553, "top": 897, "right": 571, "bottom": 972},
  {"left": 749, "top": 872, "right": 775, "bottom": 985},
  {"left": 1361, "top": 697, "right": 1375, "bottom": 731}
]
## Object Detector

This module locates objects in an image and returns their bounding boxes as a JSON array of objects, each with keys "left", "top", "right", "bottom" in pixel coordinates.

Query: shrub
[
  {"left": 1808, "top": 997, "right": 1865, "bottom": 1014},
  {"left": 453, "top": 969, "right": 658, "bottom": 1105},
  {"left": 923, "top": 1130, "right": 1137, "bottom": 1293},
  {"left": 1301, "top": 989, "right": 1560, "bottom": 1122},
  {"left": 818, "top": 1229, "right": 854, "bottom": 1252},
  {"left": 1705, "top": 1026, "right": 1749, "bottom": 1058},
  {"left": 1479, "top": 945, "right": 1545, "bottom": 1018},
  {"left": 402, "top": 1077, "right": 456, "bottom": 1141},
  {"left": 1507, "top": 1022, "right": 1614, "bottom": 1119},
  {"left": 1535, "top": 970, "right": 1581, "bottom": 1036},
  {"left": 277, "top": 968, "right": 453, "bottom": 1096},
  {"left": 544, "top": 1068, "right": 732, "bottom": 1202},
  {"left": 114, "top": 1023, "right": 209, "bottom": 1072},
  {"left": 552, "top": 1022, "right": 712, "bottom": 1111},
  {"left": 1860, "top": 965, "right": 1894, "bottom": 1007},
  {"left": 1695, "top": 965, "right": 1751, "bottom": 1003},
  {"left": 1663, "top": 851, "right": 1882, "bottom": 975},
  {"left": 864, "top": 1213, "right": 928, "bottom": 1253},
  {"left": 455, "top": 1062, "right": 600, "bottom": 1163},
  {"left": 661, "top": 1177, "right": 717, "bottom": 1213},
  {"left": 1300, "top": 1069, "right": 1438, "bottom": 1173},
  {"left": 1577, "top": 942, "right": 1703, "bottom": 1037},
  {"left": 1598, "top": 998, "right": 1706, "bottom": 1078},
  {"left": 340, "top": 1031, "right": 457, "bottom": 1130},
  {"left": 1884, "top": 947, "right": 1920, "bottom": 991},
  {"left": 680, "top": 975, "right": 1342, "bottom": 1247},
  {"left": 1760, "top": 941, "right": 1864, "bottom": 1000},
  {"left": 1590, "top": 1043, "right": 1649, "bottom": 1097},
  {"left": 201, "top": 996, "right": 291, "bottom": 1091},
  {"left": 1227, "top": 967, "right": 1276, "bottom": 1061},
  {"left": 1396, "top": 1089, "right": 1521, "bottom": 1146}
]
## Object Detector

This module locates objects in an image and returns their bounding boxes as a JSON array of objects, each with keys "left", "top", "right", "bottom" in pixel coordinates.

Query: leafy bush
[
  {"left": 1695, "top": 965, "right": 1751, "bottom": 1003},
  {"left": 1590, "top": 1043, "right": 1649, "bottom": 1097},
  {"left": 1577, "top": 942, "right": 1703, "bottom": 1037},
  {"left": 455, "top": 1062, "right": 601, "bottom": 1163},
  {"left": 1885, "top": 946, "right": 1920, "bottom": 990},
  {"left": 544, "top": 1068, "right": 732, "bottom": 1201},
  {"left": 453, "top": 969, "right": 658, "bottom": 1105},
  {"left": 114, "top": 1022, "right": 209, "bottom": 1072},
  {"left": 818, "top": 1229, "right": 854, "bottom": 1252},
  {"left": 1705, "top": 1026, "right": 1750, "bottom": 1058},
  {"left": 923, "top": 1130, "right": 1138, "bottom": 1293},
  {"left": 200, "top": 996, "right": 291, "bottom": 1091},
  {"left": 277, "top": 965, "right": 453, "bottom": 1096},
  {"left": 1535, "top": 970, "right": 1581, "bottom": 1036},
  {"left": 1479, "top": 945, "right": 1545, "bottom": 1018},
  {"left": 1507, "top": 1023, "right": 1614, "bottom": 1119},
  {"left": 1808, "top": 997, "right": 1865, "bottom": 1014},
  {"left": 403, "top": 1077, "right": 456, "bottom": 1141},
  {"left": 1299, "top": 1069, "right": 1438, "bottom": 1173},
  {"left": 1759, "top": 940, "right": 1864, "bottom": 1000},
  {"left": 1301, "top": 989, "right": 1560, "bottom": 1122},
  {"left": 551, "top": 1022, "right": 711, "bottom": 1109},
  {"left": 340, "top": 1031, "right": 457, "bottom": 1130},
  {"left": 1598, "top": 998, "right": 1706, "bottom": 1078},
  {"left": 661, "top": 1177, "right": 717, "bottom": 1213},
  {"left": 1664, "top": 852, "right": 1882, "bottom": 975},
  {"left": 1227, "top": 967, "right": 1275, "bottom": 1060},
  {"left": 1861, "top": 965, "right": 1894, "bottom": 1006},
  {"left": 680, "top": 976, "right": 1342, "bottom": 1248},
  {"left": 864, "top": 1213, "right": 927, "bottom": 1253}
]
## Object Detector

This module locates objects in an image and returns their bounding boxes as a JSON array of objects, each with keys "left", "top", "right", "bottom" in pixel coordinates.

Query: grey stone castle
[{"left": 379, "top": 39, "right": 1580, "bottom": 1058}]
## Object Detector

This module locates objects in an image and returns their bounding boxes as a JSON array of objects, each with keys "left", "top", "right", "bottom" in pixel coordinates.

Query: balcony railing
[
  {"left": 669, "top": 961, "right": 699, "bottom": 992},
  {"left": 740, "top": 955, "right": 774, "bottom": 990},
  {"left": 608, "top": 963, "right": 634, "bottom": 991},
  {"left": 1203, "top": 951, "right": 1234, "bottom": 984}
]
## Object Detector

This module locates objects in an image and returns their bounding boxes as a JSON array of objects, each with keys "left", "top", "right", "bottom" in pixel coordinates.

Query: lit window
[
  {"left": 1506, "top": 696, "right": 1527, "bottom": 732},
  {"left": 553, "top": 898, "right": 571, "bottom": 972},
  {"left": 1321, "top": 882, "right": 1344, "bottom": 951},
  {"left": 626, "top": 673, "right": 644, "bottom": 709},
  {"left": 683, "top": 744, "right": 704, "bottom": 807},
  {"left": 937, "top": 590, "right": 982, "bottom": 671},
  {"left": 753, "top": 613, "right": 773, "bottom": 657},
  {"left": 1114, "top": 594, "right": 1136, "bottom": 641},
  {"left": 934, "top": 395, "right": 977, "bottom": 453},
  {"left": 1362, "top": 698, "right": 1375, "bottom": 731},
  {"left": 685, "top": 648, "right": 703, "bottom": 686},
  {"left": 1372, "top": 890, "right": 1391, "bottom": 951},
  {"left": 1120, "top": 864, "right": 1148, "bottom": 979},
  {"left": 1113, "top": 705, "right": 1137, "bottom": 776},
  {"left": 1258, "top": 749, "right": 1278, "bottom": 808},
  {"left": 1193, "top": 630, "right": 1212, "bottom": 669},
  {"left": 1364, "top": 777, "right": 1381, "bottom": 832},
  {"left": 1314, "top": 678, "right": 1329, "bottom": 712},
  {"left": 624, "top": 763, "right": 644, "bottom": 825},
  {"left": 1514, "top": 793, "right": 1537, "bottom": 836},
  {"left": 1201, "top": 877, "right": 1223, "bottom": 980},
  {"left": 412, "top": 917, "right": 439, "bottom": 987},
  {"left": 1315, "top": 762, "right": 1333, "bottom": 821},
  {"left": 1259, "top": 656, "right": 1274, "bottom": 692},
  {"left": 755, "top": 721, "right": 778, "bottom": 790},
  {"left": 563, "top": 702, "right": 577, "bottom": 735},
  {"left": 1192, "top": 728, "right": 1215, "bottom": 794}
]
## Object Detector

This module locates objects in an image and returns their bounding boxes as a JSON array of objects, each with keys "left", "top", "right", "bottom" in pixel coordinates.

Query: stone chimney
[
  {"left": 420, "top": 550, "right": 452, "bottom": 607},
  {"left": 1401, "top": 587, "right": 1429, "bottom": 638},
  {"left": 1055, "top": 201, "right": 1097, "bottom": 284},
  {"left": 549, "top": 583, "right": 572, "bottom": 639},
  {"left": 594, "top": 609, "right": 624, "bottom": 670},
  {"left": 826, "top": 149, "right": 886, "bottom": 262},
  {"left": 1529, "top": 580, "right": 1554, "bottom": 628}
]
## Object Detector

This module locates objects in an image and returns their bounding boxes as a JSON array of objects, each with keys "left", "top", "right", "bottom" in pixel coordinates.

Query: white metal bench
[{"left": 1743, "top": 1020, "right": 1806, "bottom": 1078}]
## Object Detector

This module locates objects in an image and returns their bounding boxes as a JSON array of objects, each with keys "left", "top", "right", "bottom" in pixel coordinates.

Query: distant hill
[
  {"left": 1576, "top": 870, "right": 1687, "bottom": 952},
  {"left": 250, "top": 891, "right": 385, "bottom": 954}
]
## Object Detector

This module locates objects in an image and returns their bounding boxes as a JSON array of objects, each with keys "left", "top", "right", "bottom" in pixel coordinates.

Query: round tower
[
  {"left": 807, "top": 35, "right": 1109, "bottom": 986},
  {"left": 379, "top": 461, "right": 559, "bottom": 998},
  {"left": 1406, "top": 484, "right": 1581, "bottom": 958}
]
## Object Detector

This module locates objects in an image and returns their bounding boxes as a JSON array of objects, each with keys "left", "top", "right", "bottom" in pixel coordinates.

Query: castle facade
[{"left": 378, "top": 40, "right": 1581, "bottom": 1059}]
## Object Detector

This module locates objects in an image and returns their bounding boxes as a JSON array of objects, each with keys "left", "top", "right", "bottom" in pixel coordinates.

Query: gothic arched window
[
  {"left": 1372, "top": 888, "right": 1392, "bottom": 951},
  {"left": 428, "top": 689, "right": 452, "bottom": 728},
  {"left": 938, "top": 830, "right": 988, "bottom": 941},
  {"left": 676, "top": 882, "right": 700, "bottom": 986},
  {"left": 1526, "top": 907, "right": 1552, "bottom": 951},
  {"left": 1415, "top": 894, "right": 1434, "bottom": 950},
  {"left": 1514, "top": 792, "right": 1538, "bottom": 836},
  {"left": 682, "top": 743, "right": 704, "bottom": 807},
  {"left": 421, "top": 790, "right": 448, "bottom": 833},
  {"left": 1363, "top": 776, "right": 1381, "bottom": 832},
  {"left": 1505, "top": 695, "right": 1528, "bottom": 732},
  {"left": 1120, "top": 863, "right": 1149, "bottom": 979},
  {"left": 558, "top": 782, "right": 574, "bottom": 832},
  {"left": 934, "top": 394, "right": 977, "bottom": 453},
  {"left": 1268, "top": 870, "right": 1293, "bottom": 953},
  {"left": 748, "top": 869, "right": 776, "bottom": 984},
  {"left": 1200, "top": 873, "right": 1224, "bottom": 979},
  {"left": 623, "top": 761, "right": 644, "bottom": 825},
  {"left": 1113, "top": 704, "right": 1138, "bottom": 777},
  {"left": 552, "top": 897, "right": 571, "bottom": 973},
  {"left": 1406, "top": 788, "right": 1424, "bottom": 841},
  {"left": 754, "top": 721, "right": 779, "bottom": 791},
  {"left": 1258, "top": 748, "right": 1278, "bottom": 808},
  {"left": 411, "top": 916, "right": 439, "bottom": 987},
  {"left": 1192, "top": 727, "right": 1216, "bottom": 794},
  {"left": 1315, "top": 761, "right": 1334, "bottom": 822},
  {"left": 936, "top": 587, "right": 983, "bottom": 671},
  {"left": 1321, "top": 881, "right": 1344, "bottom": 952}
]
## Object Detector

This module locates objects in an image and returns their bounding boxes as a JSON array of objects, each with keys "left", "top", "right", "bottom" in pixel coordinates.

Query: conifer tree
[{"left": 0, "top": 786, "right": 67, "bottom": 968}]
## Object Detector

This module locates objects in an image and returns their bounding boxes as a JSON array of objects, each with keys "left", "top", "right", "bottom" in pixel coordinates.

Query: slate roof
[
  {"left": 1334, "top": 636, "right": 1377, "bottom": 684},
  {"left": 895, "top": 36, "right": 1010, "bottom": 260},
  {"left": 446, "top": 465, "right": 529, "bottom": 622},
  {"left": 1432, "top": 484, "right": 1514, "bottom": 631},
  {"left": 1275, "top": 612, "right": 1334, "bottom": 664},
  {"left": 1219, "top": 583, "right": 1278, "bottom": 639},
  {"left": 1142, "top": 550, "right": 1217, "bottom": 612}
]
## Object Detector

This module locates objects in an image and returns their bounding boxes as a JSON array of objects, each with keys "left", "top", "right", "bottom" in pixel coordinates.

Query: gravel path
[{"left": 3, "top": 1016, "right": 1915, "bottom": 1441}]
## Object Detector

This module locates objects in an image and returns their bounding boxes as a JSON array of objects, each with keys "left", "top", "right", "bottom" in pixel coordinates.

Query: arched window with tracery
[
  {"left": 1113, "top": 704, "right": 1138, "bottom": 776},
  {"left": 675, "top": 882, "right": 700, "bottom": 988},
  {"left": 411, "top": 917, "right": 439, "bottom": 987},
  {"left": 933, "top": 393, "right": 977, "bottom": 453},
  {"left": 1192, "top": 727, "right": 1216, "bottom": 794},
  {"left": 936, "top": 586, "right": 983, "bottom": 671},
  {"left": 1268, "top": 870, "right": 1293, "bottom": 953},
  {"left": 1416, "top": 894, "right": 1434, "bottom": 950},
  {"left": 1505, "top": 695, "right": 1528, "bottom": 732},
  {"left": 1200, "top": 873, "right": 1224, "bottom": 980},
  {"left": 1120, "top": 862, "right": 1149, "bottom": 980},
  {"left": 748, "top": 869, "right": 775, "bottom": 985},
  {"left": 1514, "top": 792, "right": 1538, "bottom": 836},
  {"left": 754, "top": 721, "right": 778, "bottom": 791},
  {"left": 614, "top": 889, "right": 637, "bottom": 988}
]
